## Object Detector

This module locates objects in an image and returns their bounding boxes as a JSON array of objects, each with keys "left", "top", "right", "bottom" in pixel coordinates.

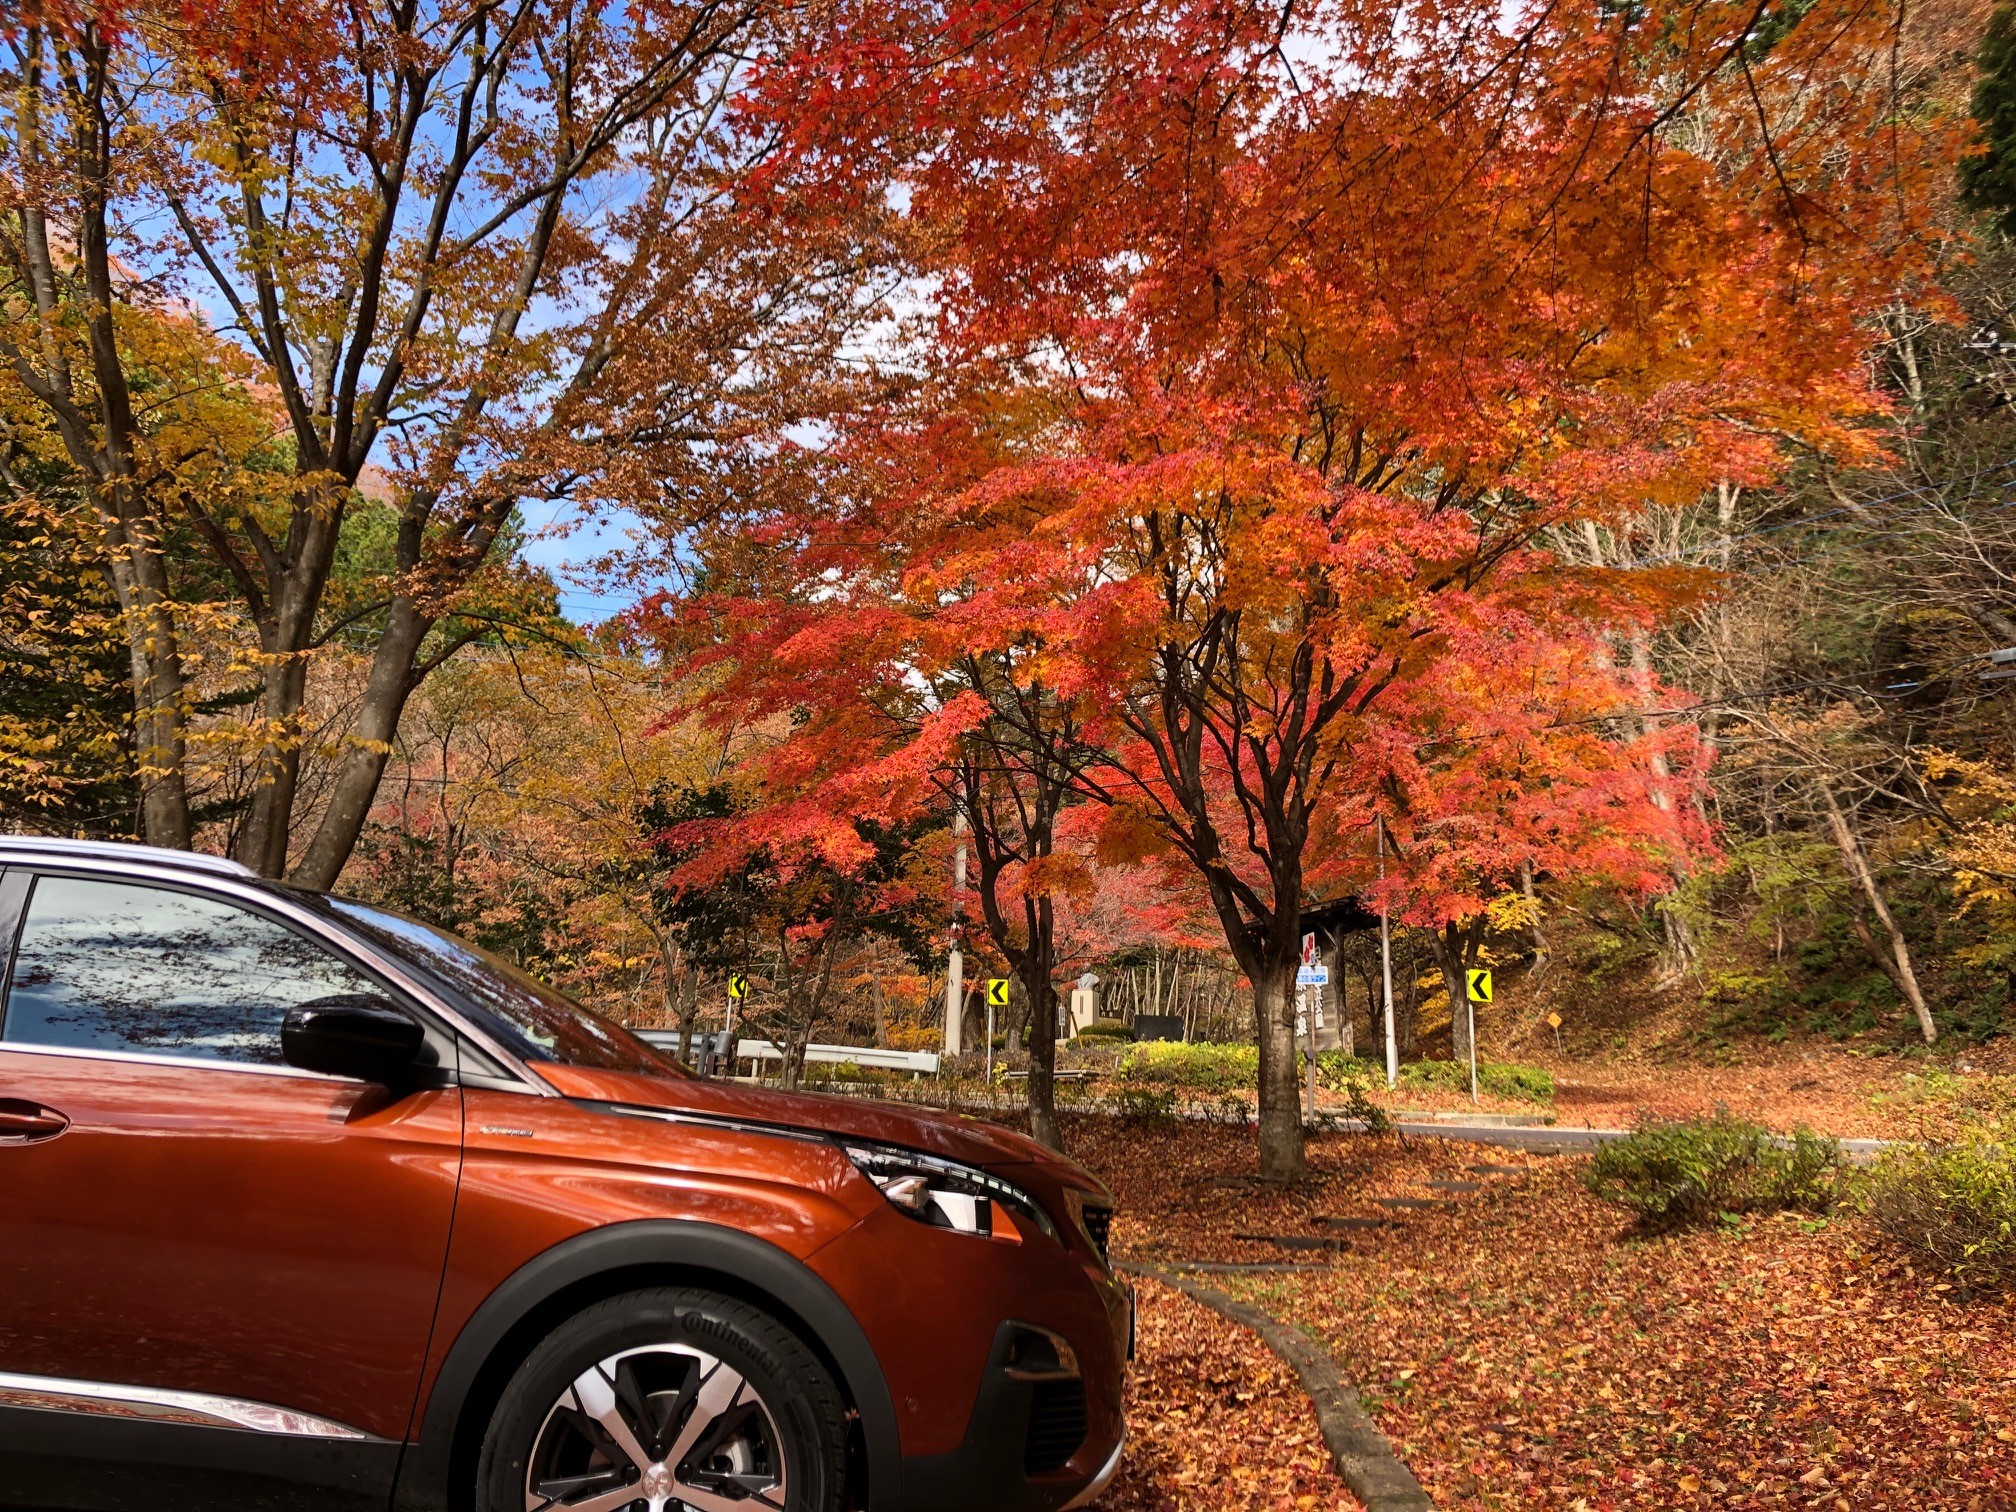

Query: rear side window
[{"left": 1, "top": 875, "right": 382, "bottom": 1067}]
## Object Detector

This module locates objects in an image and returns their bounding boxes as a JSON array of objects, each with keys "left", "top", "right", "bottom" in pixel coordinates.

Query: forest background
[{"left": 6, "top": 0, "right": 2016, "bottom": 1180}]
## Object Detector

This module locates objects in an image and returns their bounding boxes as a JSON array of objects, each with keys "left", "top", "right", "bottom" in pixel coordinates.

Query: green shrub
[
  {"left": 799, "top": 1059, "right": 865, "bottom": 1086},
  {"left": 1075, "top": 1018, "right": 1134, "bottom": 1042},
  {"left": 1584, "top": 1116, "right": 1842, "bottom": 1231},
  {"left": 1118, "top": 1041, "right": 1257, "bottom": 1092},
  {"left": 1209, "top": 1092, "right": 1252, "bottom": 1126},
  {"left": 1314, "top": 1050, "right": 1386, "bottom": 1092},
  {"left": 1111, "top": 1085, "right": 1179, "bottom": 1124},
  {"left": 1398, "top": 1059, "right": 1556, "bottom": 1103},
  {"left": 1340, "top": 1082, "right": 1392, "bottom": 1134},
  {"left": 1866, "top": 1124, "right": 2016, "bottom": 1290}
]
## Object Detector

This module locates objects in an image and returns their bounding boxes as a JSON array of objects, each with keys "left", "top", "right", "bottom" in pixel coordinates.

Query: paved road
[
  {"left": 1388, "top": 1119, "right": 1889, "bottom": 1160},
  {"left": 808, "top": 1088, "right": 1892, "bottom": 1157}
]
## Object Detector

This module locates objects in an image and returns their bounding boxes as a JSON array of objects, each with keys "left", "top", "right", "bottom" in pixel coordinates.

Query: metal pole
[
  {"left": 985, "top": 992, "right": 995, "bottom": 1082},
  {"left": 946, "top": 803, "right": 966, "bottom": 1059},
  {"left": 1467, "top": 986, "right": 1479, "bottom": 1105},
  {"left": 1306, "top": 982, "right": 1318, "bottom": 1122},
  {"left": 1377, "top": 815, "right": 1397, "bottom": 1090}
]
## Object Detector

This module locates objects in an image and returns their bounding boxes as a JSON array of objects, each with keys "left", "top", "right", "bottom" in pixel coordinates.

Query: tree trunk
[
  {"left": 1657, "top": 903, "right": 1697, "bottom": 982},
  {"left": 1430, "top": 920, "right": 1484, "bottom": 1066},
  {"left": 1819, "top": 784, "right": 1937, "bottom": 1045},
  {"left": 1025, "top": 975, "right": 1062, "bottom": 1152},
  {"left": 237, "top": 645, "right": 311, "bottom": 877},
  {"left": 1253, "top": 965, "right": 1304, "bottom": 1181},
  {"left": 1352, "top": 951, "right": 1380, "bottom": 1055},
  {"left": 1395, "top": 945, "right": 1421, "bottom": 1061},
  {"left": 122, "top": 566, "right": 193, "bottom": 849},
  {"left": 1520, "top": 859, "right": 1549, "bottom": 972},
  {"left": 291, "top": 600, "right": 432, "bottom": 888},
  {"left": 1627, "top": 632, "right": 1697, "bottom": 984},
  {"left": 674, "top": 960, "right": 700, "bottom": 1066}
]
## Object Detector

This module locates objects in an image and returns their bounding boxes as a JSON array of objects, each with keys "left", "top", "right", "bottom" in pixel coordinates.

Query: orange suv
[{"left": 0, "top": 838, "right": 1128, "bottom": 1512}]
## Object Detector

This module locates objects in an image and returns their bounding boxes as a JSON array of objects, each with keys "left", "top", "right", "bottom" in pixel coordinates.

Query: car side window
[{"left": 0, "top": 875, "right": 383, "bottom": 1068}]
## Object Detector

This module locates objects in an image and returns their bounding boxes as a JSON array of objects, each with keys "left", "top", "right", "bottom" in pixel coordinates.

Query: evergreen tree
[{"left": 1963, "top": 6, "right": 2016, "bottom": 234}]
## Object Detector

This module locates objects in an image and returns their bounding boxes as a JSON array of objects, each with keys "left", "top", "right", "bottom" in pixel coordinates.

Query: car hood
[{"left": 532, "top": 1063, "right": 1093, "bottom": 1181}]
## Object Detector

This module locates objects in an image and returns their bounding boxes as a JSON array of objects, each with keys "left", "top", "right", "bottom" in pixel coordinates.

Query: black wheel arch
[{"left": 392, "top": 1219, "right": 901, "bottom": 1512}]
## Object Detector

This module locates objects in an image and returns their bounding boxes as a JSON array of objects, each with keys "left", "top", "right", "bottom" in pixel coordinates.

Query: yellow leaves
[
  {"left": 1018, "top": 851, "right": 1097, "bottom": 904},
  {"left": 1485, "top": 888, "right": 1539, "bottom": 933},
  {"left": 1094, "top": 803, "right": 1174, "bottom": 867}
]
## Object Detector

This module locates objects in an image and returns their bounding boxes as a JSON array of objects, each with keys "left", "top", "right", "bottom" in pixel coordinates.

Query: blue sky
[{"left": 518, "top": 501, "right": 663, "bottom": 626}]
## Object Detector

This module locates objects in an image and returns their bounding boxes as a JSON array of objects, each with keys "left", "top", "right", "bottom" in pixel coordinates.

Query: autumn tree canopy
[
  {"left": 2, "top": 0, "right": 900, "bottom": 879},
  {"left": 659, "top": 0, "right": 1962, "bottom": 1174}
]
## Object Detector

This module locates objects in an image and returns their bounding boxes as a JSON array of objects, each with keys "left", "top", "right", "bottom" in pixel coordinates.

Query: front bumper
[
  {"left": 1062, "top": 1432, "right": 1127, "bottom": 1510},
  {"left": 810, "top": 1192, "right": 1130, "bottom": 1512},
  {"left": 893, "top": 1316, "right": 1128, "bottom": 1512}
]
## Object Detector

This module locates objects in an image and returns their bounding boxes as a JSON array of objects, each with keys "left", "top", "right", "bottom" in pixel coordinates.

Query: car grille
[
  {"left": 1078, "top": 1203, "right": 1112, "bottom": 1264},
  {"left": 1023, "top": 1379, "right": 1088, "bottom": 1475}
]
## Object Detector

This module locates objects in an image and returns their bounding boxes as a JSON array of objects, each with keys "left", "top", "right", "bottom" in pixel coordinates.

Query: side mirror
[{"left": 282, "top": 994, "right": 425, "bottom": 1085}]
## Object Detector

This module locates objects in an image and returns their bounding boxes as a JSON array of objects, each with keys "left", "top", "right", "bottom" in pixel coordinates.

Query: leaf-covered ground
[
  {"left": 1068, "top": 1116, "right": 2016, "bottom": 1510},
  {"left": 1099, "top": 1275, "right": 1359, "bottom": 1511},
  {"left": 1517, "top": 1048, "right": 2016, "bottom": 1142}
]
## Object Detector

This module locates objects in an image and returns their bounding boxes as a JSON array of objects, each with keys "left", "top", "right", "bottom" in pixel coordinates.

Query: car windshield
[{"left": 306, "top": 893, "right": 683, "bottom": 1077}]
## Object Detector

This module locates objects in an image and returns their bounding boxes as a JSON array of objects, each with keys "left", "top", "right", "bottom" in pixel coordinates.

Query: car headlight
[{"left": 844, "top": 1142, "right": 1060, "bottom": 1243}]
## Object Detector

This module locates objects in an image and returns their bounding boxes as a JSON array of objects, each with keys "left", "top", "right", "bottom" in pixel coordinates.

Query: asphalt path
[
  {"left": 760, "top": 1083, "right": 1894, "bottom": 1157},
  {"left": 1386, "top": 1119, "right": 1889, "bottom": 1160}
]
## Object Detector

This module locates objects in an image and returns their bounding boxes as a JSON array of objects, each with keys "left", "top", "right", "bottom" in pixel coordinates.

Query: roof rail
[{"left": 0, "top": 835, "right": 255, "bottom": 880}]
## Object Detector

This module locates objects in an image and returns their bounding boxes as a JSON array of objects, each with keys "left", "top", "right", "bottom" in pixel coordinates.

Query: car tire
[{"left": 476, "top": 1286, "right": 849, "bottom": 1511}]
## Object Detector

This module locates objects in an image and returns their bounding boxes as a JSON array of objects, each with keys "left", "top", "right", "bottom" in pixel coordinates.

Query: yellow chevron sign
[{"left": 1466, "top": 969, "right": 1493, "bottom": 1003}]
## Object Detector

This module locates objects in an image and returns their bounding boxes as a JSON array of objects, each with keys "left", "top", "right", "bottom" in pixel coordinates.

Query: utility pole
[
  {"left": 1378, "top": 815, "right": 1397, "bottom": 1090},
  {"left": 1305, "top": 980, "right": 1319, "bottom": 1123},
  {"left": 946, "top": 800, "right": 966, "bottom": 1059}
]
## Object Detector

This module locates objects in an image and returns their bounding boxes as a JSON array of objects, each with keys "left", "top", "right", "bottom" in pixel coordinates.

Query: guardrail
[{"left": 636, "top": 1032, "right": 941, "bottom": 1078}]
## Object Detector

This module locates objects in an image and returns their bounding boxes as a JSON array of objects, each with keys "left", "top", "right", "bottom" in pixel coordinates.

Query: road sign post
[
  {"left": 1461, "top": 969, "right": 1492, "bottom": 1104},
  {"left": 727, "top": 972, "right": 748, "bottom": 1040},
  {"left": 1378, "top": 816, "right": 1396, "bottom": 1090},
  {"left": 947, "top": 807, "right": 967, "bottom": 1060},
  {"left": 984, "top": 979, "right": 1009, "bottom": 1080},
  {"left": 1307, "top": 982, "right": 1319, "bottom": 1124}
]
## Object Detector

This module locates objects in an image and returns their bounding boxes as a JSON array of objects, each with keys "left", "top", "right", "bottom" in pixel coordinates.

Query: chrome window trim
[
  {"left": 0, "top": 1370, "right": 381, "bottom": 1440},
  {"left": 0, "top": 837, "right": 253, "bottom": 880},
  {"left": 0, "top": 853, "right": 556, "bottom": 1097}
]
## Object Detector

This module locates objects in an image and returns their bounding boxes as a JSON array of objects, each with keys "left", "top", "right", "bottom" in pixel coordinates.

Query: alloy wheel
[{"left": 524, "top": 1342, "right": 790, "bottom": 1512}]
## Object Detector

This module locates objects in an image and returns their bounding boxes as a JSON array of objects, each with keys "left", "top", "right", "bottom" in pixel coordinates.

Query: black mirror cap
[{"left": 282, "top": 994, "right": 425, "bottom": 1084}]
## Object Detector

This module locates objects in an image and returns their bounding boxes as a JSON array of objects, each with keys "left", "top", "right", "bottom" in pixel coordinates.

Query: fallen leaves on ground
[
  {"left": 1064, "top": 1116, "right": 2016, "bottom": 1510},
  {"left": 1525, "top": 1048, "right": 2016, "bottom": 1141},
  {"left": 1331, "top": 1046, "right": 2016, "bottom": 1139},
  {"left": 1097, "top": 1275, "right": 1360, "bottom": 1511}
]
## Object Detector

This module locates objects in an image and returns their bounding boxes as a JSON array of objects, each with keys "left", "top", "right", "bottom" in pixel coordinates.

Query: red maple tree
[{"left": 653, "top": 0, "right": 1959, "bottom": 1175}]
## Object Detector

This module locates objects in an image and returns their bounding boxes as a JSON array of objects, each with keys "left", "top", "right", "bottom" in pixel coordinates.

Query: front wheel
[{"left": 476, "top": 1286, "right": 849, "bottom": 1512}]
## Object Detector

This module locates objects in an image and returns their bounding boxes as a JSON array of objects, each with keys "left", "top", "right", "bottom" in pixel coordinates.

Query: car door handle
[{"left": 0, "top": 1099, "right": 69, "bottom": 1144}]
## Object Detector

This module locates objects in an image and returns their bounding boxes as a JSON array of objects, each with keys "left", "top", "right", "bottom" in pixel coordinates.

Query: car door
[{"left": 0, "top": 866, "right": 465, "bottom": 1512}]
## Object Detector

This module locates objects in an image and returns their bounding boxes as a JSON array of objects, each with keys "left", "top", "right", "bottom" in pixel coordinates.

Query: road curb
[{"left": 1119, "top": 1261, "right": 1435, "bottom": 1511}]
